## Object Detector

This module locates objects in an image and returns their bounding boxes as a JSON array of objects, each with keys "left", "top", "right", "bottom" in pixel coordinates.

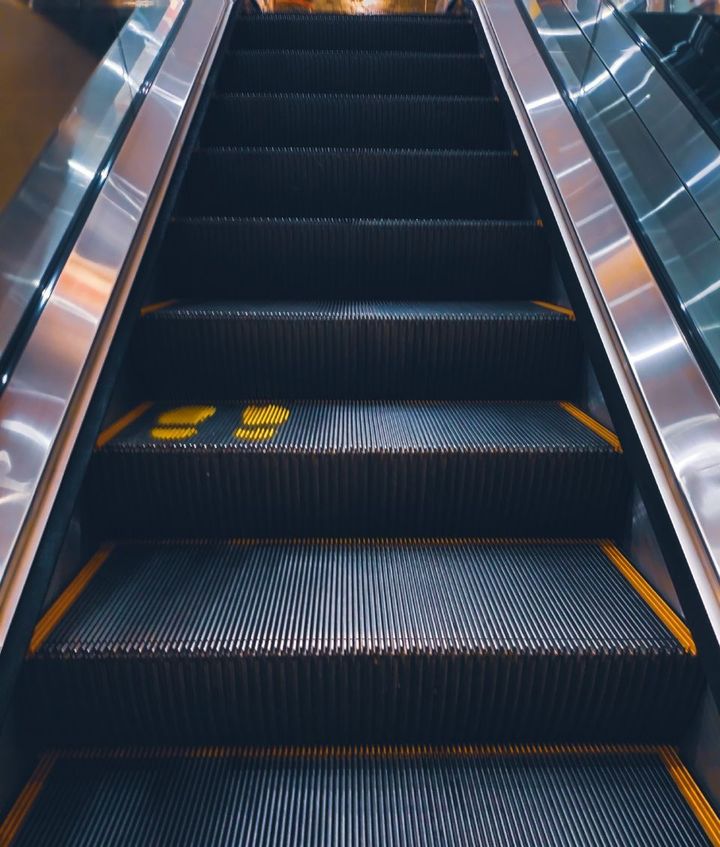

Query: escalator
[{"left": 2, "top": 11, "right": 719, "bottom": 845}]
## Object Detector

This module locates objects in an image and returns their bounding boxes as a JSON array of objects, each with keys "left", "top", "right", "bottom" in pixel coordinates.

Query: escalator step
[
  {"left": 218, "top": 50, "right": 490, "bottom": 95},
  {"left": 91, "top": 401, "right": 628, "bottom": 537},
  {"left": 25, "top": 540, "right": 699, "bottom": 744},
  {"left": 200, "top": 93, "right": 506, "bottom": 150},
  {"left": 136, "top": 301, "right": 580, "bottom": 399},
  {"left": 177, "top": 148, "right": 524, "bottom": 219},
  {"left": 5, "top": 747, "right": 715, "bottom": 847},
  {"left": 158, "top": 218, "right": 549, "bottom": 300},
  {"left": 231, "top": 13, "right": 479, "bottom": 53}
]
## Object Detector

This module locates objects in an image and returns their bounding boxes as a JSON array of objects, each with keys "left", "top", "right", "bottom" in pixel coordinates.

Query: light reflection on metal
[
  {"left": 475, "top": 0, "right": 720, "bottom": 656},
  {"left": 0, "top": 1, "right": 182, "bottom": 382},
  {"left": 529, "top": 0, "right": 720, "bottom": 380},
  {"left": 567, "top": 0, "right": 720, "bottom": 239},
  {"left": 0, "top": 0, "right": 231, "bottom": 652}
]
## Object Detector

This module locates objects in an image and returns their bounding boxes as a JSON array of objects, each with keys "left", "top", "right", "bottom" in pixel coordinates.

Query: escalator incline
[{"left": 3, "top": 12, "right": 718, "bottom": 846}]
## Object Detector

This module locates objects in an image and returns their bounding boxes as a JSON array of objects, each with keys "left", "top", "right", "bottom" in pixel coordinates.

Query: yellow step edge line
[
  {"left": 28, "top": 545, "right": 115, "bottom": 656},
  {"left": 0, "top": 753, "right": 57, "bottom": 847},
  {"left": 140, "top": 299, "right": 177, "bottom": 317},
  {"left": 125, "top": 536, "right": 604, "bottom": 549},
  {"left": 532, "top": 300, "right": 576, "bottom": 320},
  {"left": 51, "top": 743, "right": 664, "bottom": 761},
  {"left": 96, "top": 401, "right": 153, "bottom": 449},
  {"left": 601, "top": 541, "right": 696, "bottom": 655},
  {"left": 559, "top": 401, "right": 622, "bottom": 452},
  {"left": 660, "top": 748, "right": 720, "bottom": 846},
  {"left": 4, "top": 746, "right": 717, "bottom": 843}
]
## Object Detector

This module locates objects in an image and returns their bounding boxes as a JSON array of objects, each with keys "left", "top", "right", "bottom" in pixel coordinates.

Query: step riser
[
  {"left": 136, "top": 312, "right": 581, "bottom": 399},
  {"left": 200, "top": 96, "right": 506, "bottom": 150},
  {"left": 25, "top": 653, "right": 699, "bottom": 745},
  {"left": 91, "top": 451, "right": 628, "bottom": 537},
  {"left": 218, "top": 52, "right": 490, "bottom": 96},
  {"left": 158, "top": 220, "right": 549, "bottom": 300},
  {"left": 231, "top": 15, "right": 479, "bottom": 53},
  {"left": 178, "top": 150, "right": 525, "bottom": 220}
]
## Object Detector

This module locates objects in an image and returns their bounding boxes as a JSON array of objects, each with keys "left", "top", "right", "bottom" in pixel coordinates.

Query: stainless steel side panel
[
  {"left": 474, "top": 0, "right": 720, "bottom": 647},
  {"left": 0, "top": 0, "right": 232, "bottom": 650}
]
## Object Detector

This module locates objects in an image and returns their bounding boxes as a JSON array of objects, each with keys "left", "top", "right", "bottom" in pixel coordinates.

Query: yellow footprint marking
[
  {"left": 235, "top": 404, "right": 290, "bottom": 442},
  {"left": 151, "top": 405, "right": 216, "bottom": 440}
]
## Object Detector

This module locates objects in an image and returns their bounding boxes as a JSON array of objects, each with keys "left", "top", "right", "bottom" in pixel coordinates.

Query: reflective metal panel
[
  {"left": 474, "top": 0, "right": 720, "bottom": 648},
  {"left": 0, "top": 0, "right": 231, "bottom": 650},
  {"left": 0, "top": 1, "right": 184, "bottom": 384},
  {"left": 528, "top": 0, "right": 720, "bottom": 386},
  {"left": 569, "top": 0, "right": 720, "bottom": 239}
]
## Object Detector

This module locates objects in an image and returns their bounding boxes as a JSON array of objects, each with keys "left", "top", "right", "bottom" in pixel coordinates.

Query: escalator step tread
[
  {"left": 200, "top": 93, "right": 506, "bottom": 149},
  {"left": 26, "top": 540, "right": 699, "bottom": 743},
  {"left": 178, "top": 148, "right": 524, "bottom": 219},
  {"left": 5, "top": 747, "right": 714, "bottom": 846},
  {"left": 136, "top": 300, "right": 580, "bottom": 399},
  {"left": 159, "top": 218, "right": 549, "bottom": 299},
  {"left": 34, "top": 539, "right": 690, "bottom": 656},
  {"left": 91, "top": 400, "right": 628, "bottom": 537},
  {"left": 231, "top": 13, "right": 478, "bottom": 53},
  {"left": 218, "top": 50, "right": 490, "bottom": 95},
  {"left": 99, "top": 399, "right": 619, "bottom": 453}
]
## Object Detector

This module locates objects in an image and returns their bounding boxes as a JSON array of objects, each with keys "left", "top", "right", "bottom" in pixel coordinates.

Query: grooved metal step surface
[
  {"left": 178, "top": 148, "right": 525, "bottom": 220},
  {"left": 218, "top": 51, "right": 490, "bottom": 95},
  {"left": 92, "top": 401, "right": 628, "bottom": 537},
  {"left": 200, "top": 94, "right": 506, "bottom": 150},
  {"left": 25, "top": 540, "right": 699, "bottom": 744},
  {"left": 136, "top": 301, "right": 580, "bottom": 399},
  {"left": 5, "top": 747, "right": 713, "bottom": 846},
  {"left": 158, "top": 218, "right": 549, "bottom": 299},
  {"left": 231, "top": 13, "right": 479, "bottom": 53}
]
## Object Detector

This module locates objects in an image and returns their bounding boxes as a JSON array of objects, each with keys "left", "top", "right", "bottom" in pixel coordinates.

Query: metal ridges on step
[
  {"left": 218, "top": 51, "right": 490, "bottom": 96},
  {"left": 231, "top": 13, "right": 479, "bottom": 53},
  {"left": 90, "top": 401, "right": 629, "bottom": 537},
  {"left": 177, "top": 148, "right": 525, "bottom": 220},
  {"left": 4, "top": 746, "right": 718, "bottom": 846},
  {"left": 158, "top": 218, "right": 548, "bottom": 299},
  {"left": 24, "top": 539, "right": 700, "bottom": 743},
  {"left": 200, "top": 94, "right": 506, "bottom": 150},
  {"left": 135, "top": 301, "right": 580, "bottom": 399}
]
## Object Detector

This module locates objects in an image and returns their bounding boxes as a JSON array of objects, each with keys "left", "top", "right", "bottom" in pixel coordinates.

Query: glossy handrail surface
[
  {"left": 472, "top": 0, "right": 720, "bottom": 678},
  {"left": 527, "top": 0, "right": 720, "bottom": 396},
  {"left": 0, "top": 2, "right": 187, "bottom": 390},
  {"left": 0, "top": 0, "right": 232, "bottom": 653}
]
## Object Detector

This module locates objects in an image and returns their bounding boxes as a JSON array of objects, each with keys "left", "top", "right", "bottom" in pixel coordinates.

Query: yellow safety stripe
[
  {"left": 0, "top": 754, "right": 57, "bottom": 847},
  {"left": 28, "top": 545, "right": 115, "bottom": 656},
  {"left": 49, "top": 742, "right": 664, "bottom": 760},
  {"left": 660, "top": 748, "right": 720, "bottom": 846},
  {"left": 96, "top": 402, "right": 153, "bottom": 449},
  {"left": 559, "top": 401, "right": 622, "bottom": 451},
  {"left": 601, "top": 541, "right": 696, "bottom": 655},
  {"left": 140, "top": 299, "right": 177, "bottom": 317},
  {"left": 532, "top": 301, "right": 575, "bottom": 320},
  {"left": 4, "top": 745, "right": 718, "bottom": 844}
]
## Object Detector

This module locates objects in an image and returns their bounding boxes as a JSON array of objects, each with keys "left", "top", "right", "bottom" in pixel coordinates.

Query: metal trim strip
[
  {"left": 472, "top": 0, "right": 720, "bottom": 663},
  {"left": 0, "top": 0, "right": 233, "bottom": 652}
]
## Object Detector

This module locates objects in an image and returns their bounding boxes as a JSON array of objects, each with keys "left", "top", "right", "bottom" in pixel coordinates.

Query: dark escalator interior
[
  {"left": 632, "top": 11, "right": 720, "bottom": 133},
  {"left": 2, "top": 11, "right": 719, "bottom": 845}
]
